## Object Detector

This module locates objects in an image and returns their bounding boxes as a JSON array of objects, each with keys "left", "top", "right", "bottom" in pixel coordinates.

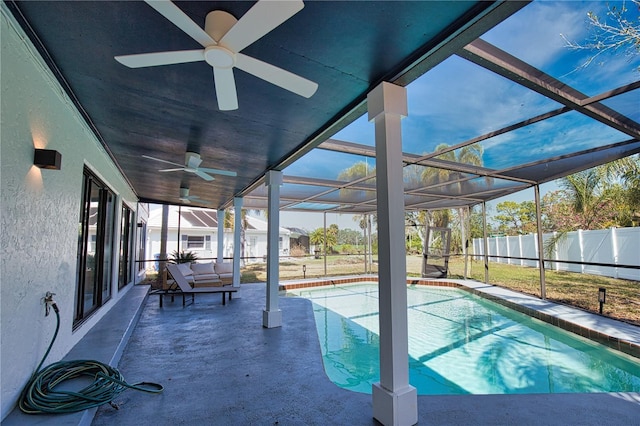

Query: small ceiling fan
[
  {"left": 115, "top": 0, "right": 318, "bottom": 110},
  {"left": 143, "top": 152, "right": 237, "bottom": 182},
  {"left": 179, "top": 187, "right": 209, "bottom": 204}
]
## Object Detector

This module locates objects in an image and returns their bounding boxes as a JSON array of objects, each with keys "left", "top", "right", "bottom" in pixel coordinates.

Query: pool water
[{"left": 287, "top": 283, "right": 640, "bottom": 395}]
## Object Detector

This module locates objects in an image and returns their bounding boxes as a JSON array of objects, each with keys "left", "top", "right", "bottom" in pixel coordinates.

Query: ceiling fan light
[{"left": 204, "top": 46, "right": 235, "bottom": 68}]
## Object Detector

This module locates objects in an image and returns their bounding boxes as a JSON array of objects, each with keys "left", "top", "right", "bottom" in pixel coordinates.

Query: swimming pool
[{"left": 287, "top": 283, "right": 640, "bottom": 395}]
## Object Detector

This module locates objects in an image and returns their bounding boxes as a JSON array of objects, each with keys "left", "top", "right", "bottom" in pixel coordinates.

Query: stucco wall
[{"left": 1, "top": 6, "right": 138, "bottom": 419}]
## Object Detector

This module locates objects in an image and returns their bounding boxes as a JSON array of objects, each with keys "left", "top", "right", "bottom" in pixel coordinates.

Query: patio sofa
[
  {"left": 152, "top": 263, "right": 237, "bottom": 307},
  {"left": 174, "top": 261, "right": 234, "bottom": 287}
]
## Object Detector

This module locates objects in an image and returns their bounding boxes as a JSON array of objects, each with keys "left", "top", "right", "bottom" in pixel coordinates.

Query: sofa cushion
[
  {"left": 215, "top": 262, "right": 233, "bottom": 274},
  {"left": 194, "top": 273, "right": 220, "bottom": 282},
  {"left": 177, "top": 262, "right": 193, "bottom": 277},
  {"left": 191, "top": 262, "right": 215, "bottom": 276}
]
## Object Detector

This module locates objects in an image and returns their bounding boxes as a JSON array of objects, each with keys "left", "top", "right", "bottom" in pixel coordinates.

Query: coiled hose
[{"left": 19, "top": 300, "right": 163, "bottom": 414}]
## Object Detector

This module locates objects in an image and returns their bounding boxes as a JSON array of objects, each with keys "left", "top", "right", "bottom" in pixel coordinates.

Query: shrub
[
  {"left": 289, "top": 243, "right": 307, "bottom": 257},
  {"left": 169, "top": 250, "right": 198, "bottom": 264}
]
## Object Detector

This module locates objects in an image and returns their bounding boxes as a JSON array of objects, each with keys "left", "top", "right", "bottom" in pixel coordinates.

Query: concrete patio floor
[{"left": 90, "top": 282, "right": 639, "bottom": 426}]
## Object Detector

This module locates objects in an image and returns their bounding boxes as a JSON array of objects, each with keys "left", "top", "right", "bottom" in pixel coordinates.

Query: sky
[
  {"left": 277, "top": 0, "right": 639, "bottom": 230},
  {"left": 153, "top": 1, "right": 639, "bottom": 233}
]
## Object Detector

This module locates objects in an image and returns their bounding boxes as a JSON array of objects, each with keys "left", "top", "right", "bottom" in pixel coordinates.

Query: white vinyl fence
[{"left": 472, "top": 227, "right": 640, "bottom": 281}]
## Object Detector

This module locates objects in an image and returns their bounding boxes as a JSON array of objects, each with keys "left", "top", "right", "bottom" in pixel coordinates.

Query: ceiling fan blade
[
  {"left": 158, "top": 168, "right": 185, "bottom": 172},
  {"left": 213, "top": 67, "right": 238, "bottom": 110},
  {"left": 198, "top": 167, "right": 237, "bottom": 177},
  {"left": 195, "top": 170, "right": 215, "bottom": 181},
  {"left": 115, "top": 50, "right": 204, "bottom": 68},
  {"left": 142, "top": 155, "right": 184, "bottom": 168},
  {"left": 144, "top": 0, "right": 216, "bottom": 48},
  {"left": 235, "top": 53, "right": 318, "bottom": 98},
  {"left": 220, "top": 0, "right": 304, "bottom": 52}
]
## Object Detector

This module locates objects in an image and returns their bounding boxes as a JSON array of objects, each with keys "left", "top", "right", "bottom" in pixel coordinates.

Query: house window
[
  {"left": 75, "top": 168, "right": 116, "bottom": 325},
  {"left": 279, "top": 236, "right": 283, "bottom": 250},
  {"left": 183, "top": 235, "right": 205, "bottom": 249},
  {"left": 118, "top": 204, "right": 135, "bottom": 289}
]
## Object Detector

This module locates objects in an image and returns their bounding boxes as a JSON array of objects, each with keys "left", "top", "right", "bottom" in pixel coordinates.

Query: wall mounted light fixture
[{"left": 34, "top": 148, "right": 62, "bottom": 170}]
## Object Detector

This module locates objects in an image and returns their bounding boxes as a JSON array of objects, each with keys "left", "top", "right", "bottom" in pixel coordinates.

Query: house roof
[
  {"left": 6, "top": 1, "right": 638, "bottom": 213},
  {"left": 147, "top": 206, "right": 289, "bottom": 233}
]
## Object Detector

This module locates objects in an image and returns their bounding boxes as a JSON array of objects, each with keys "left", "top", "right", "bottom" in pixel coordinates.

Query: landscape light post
[{"left": 598, "top": 287, "right": 606, "bottom": 314}]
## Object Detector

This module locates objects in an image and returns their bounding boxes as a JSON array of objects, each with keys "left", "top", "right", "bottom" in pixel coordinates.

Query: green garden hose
[{"left": 19, "top": 300, "right": 163, "bottom": 414}]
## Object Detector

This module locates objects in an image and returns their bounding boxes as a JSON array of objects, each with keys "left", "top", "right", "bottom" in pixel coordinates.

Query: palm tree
[
  {"left": 561, "top": 170, "right": 604, "bottom": 230},
  {"left": 421, "top": 143, "right": 484, "bottom": 240},
  {"left": 337, "top": 160, "right": 375, "bottom": 206},
  {"left": 418, "top": 143, "right": 484, "bottom": 276},
  {"left": 309, "top": 227, "right": 337, "bottom": 254},
  {"left": 421, "top": 143, "right": 484, "bottom": 189}
]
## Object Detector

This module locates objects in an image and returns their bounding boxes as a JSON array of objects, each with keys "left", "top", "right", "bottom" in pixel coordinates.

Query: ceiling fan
[
  {"left": 115, "top": 0, "right": 318, "bottom": 110},
  {"left": 143, "top": 152, "right": 237, "bottom": 182},
  {"left": 179, "top": 187, "right": 209, "bottom": 204}
]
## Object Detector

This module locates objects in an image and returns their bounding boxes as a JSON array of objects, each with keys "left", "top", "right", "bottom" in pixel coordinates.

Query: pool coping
[{"left": 280, "top": 276, "right": 640, "bottom": 359}]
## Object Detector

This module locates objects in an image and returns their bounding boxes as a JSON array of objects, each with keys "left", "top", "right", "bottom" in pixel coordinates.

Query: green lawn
[
  {"left": 145, "top": 253, "right": 639, "bottom": 326},
  {"left": 447, "top": 256, "right": 640, "bottom": 326}
]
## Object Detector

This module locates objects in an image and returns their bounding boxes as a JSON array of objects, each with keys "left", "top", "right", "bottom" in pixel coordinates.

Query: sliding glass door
[
  {"left": 119, "top": 204, "right": 135, "bottom": 289},
  {"left": 75, "top": 169, "right": 115, "bottom": 325}
]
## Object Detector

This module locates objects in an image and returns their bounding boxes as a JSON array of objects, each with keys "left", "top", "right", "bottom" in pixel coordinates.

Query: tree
[
  {"left": 337, "top": 228, "right": 362, "bottom": 246},
  {"left": 562, "top": 0, "right": 640, "bottom": 71},
  {"left": 542, "top": 157, "right": 640, "bottom": 232},
  {"left": 561, "top": 169, "right": 619, "bottom": 230},
  {"left": 309, "top": 227, "right": 338, "bottom": 253},
  {"left": 494, "top": 201, "right": 537, "bottom": 235},
  {"left": 420, "top": 142, "right": 485, "bottom": 255}
]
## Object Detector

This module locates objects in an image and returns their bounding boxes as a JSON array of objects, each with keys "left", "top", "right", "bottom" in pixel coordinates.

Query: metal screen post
[
  {"left": 323, "top": 212, "right": 327, "bottom": 276},
  {"left": 482, "top": 202, "right": 489, "bottom": 284},
  {"left": 463, "top": 206, "right": 469, "bottom": 279},
  {"left": 534, "top": 184, "right": 546, "bottom": 299}
]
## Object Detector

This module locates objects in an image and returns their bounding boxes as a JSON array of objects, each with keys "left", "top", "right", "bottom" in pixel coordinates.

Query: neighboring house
[
  {"left": 147, "top": 206, "right": 290, "bottom": 267},
  {"left": 286, "top": 227, "right": 310, "bottom": 254}
]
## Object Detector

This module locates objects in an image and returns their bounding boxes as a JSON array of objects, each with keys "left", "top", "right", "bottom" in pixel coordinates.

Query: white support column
[
  {"left": 263, "top": 170, "right": 283, "bottom": 328},
  {"left": 217, "top": 208, "right": 225, "bottom": 264},
  {"left": 368, "top": 82, "right": 417, "bottom": 426},
  {"left": 160, "top": 204, "right": 169, "bottom": 280},
  {"left": 233, "top": 197, "right": 243, "bottom": 288}
]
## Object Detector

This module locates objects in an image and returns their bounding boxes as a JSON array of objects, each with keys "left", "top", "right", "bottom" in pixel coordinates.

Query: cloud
[
  {"left": 285, "top": 148, "right": 372, "bottom": 180},
  {"left": 289, "top": 1, "right": 636, "bottom": 182},
  {"left": 482, "top": 1, "right": 590, "bottom": 68},
  {"left": 482, "top": 111, "right": 628, "bottom": 169},
  {"left": 401, "top": 56, "right": 560, "bottom": 154}
]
